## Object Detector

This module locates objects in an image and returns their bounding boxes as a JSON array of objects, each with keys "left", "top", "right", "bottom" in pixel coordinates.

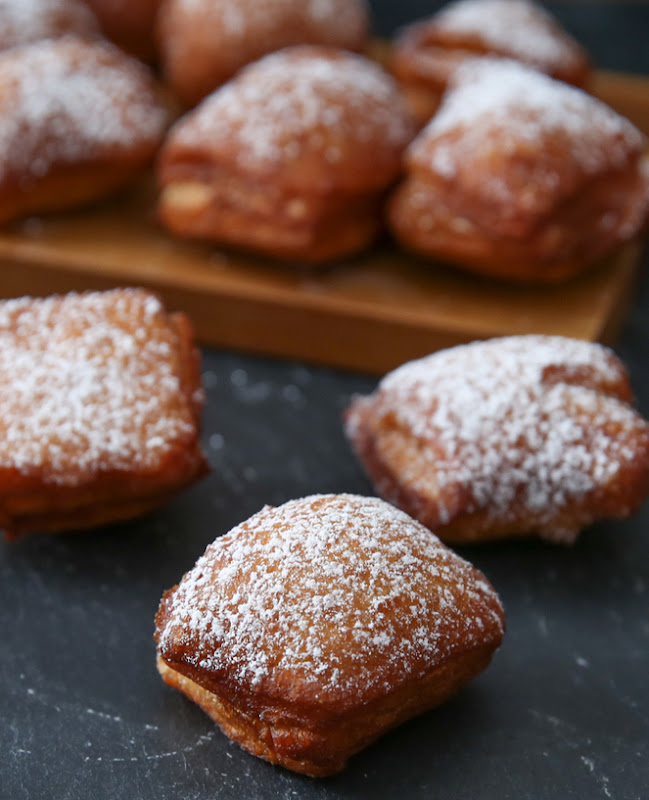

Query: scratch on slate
[{"left": 84, "top": 731, "right": 217, "bottom": 764}]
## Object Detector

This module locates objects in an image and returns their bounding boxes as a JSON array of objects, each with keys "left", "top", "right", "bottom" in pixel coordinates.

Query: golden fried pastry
[
  {"left": 157, "top": 46, "right": 415, "bottom": 264},
  {"left": 82, "top": 0, "right": 161, "bottom": 61},
  {"left": 157, "top": 0, "right": 370, "bottom": 108},
  {"left": 345, "top": 336, "right": 649, "bottom": 545},
  {"left": 0, "top": 288, "right": 209, "bottom": 539},
  {"left": 155, "top": 493, "right": 505, "bottom": 776},
  {"left": 0, "top": 0, "right": 100, "bottom": 50},
  {"left": 391, "top": 0, "right": 590, "bottom": 125},
  {"left": 0, "top": 36, "right": 168, "bottom": 225},
  {"left": 388, "top": 58, "right": 649, "bottom": 283}
]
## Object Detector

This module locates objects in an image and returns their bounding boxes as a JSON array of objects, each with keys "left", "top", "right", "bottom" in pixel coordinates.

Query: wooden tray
[{"left": 0, "top": 69, "right": 645, "bottom": 375}]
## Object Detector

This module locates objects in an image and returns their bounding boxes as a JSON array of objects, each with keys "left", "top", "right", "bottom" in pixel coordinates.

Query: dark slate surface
[{"left": 3, "top": 3, "right": 649, "bottom": 799}]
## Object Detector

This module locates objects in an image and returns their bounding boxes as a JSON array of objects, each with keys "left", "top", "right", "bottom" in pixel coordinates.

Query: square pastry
[
  {"left": 0, "top": 287, "right": 208, "bottom": 538},
  {"left": 155, "top": 493, "right": 505, "bottom": 776},
  {"left": 345, "top": 335, "right": 649, "bottom": 544}
]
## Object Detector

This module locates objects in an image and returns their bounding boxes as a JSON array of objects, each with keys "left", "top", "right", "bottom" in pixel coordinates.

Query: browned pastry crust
[
  {"left": 0, "top": 0, "right": 100, "bottom": 51},
  {"left": 388, "top": 58, "right": 649, "bottom": 283},
  {"left": 0, "top": 288, "right": 209, "bottom": 539},
  {"left": 344, "top": 336, "right": 649, "bottom": 545},
  {"left": 0, "top": 36, "right": 168, "bottom": 225},
  {"left": 82, "top": 0, "right": 162, "bottom": 61},
  {"left": 155, "top": 493, "right": 505, "bottom": 776},
  {"left": 156, "top": 0, "right": 370, "bottom": 108},
  {"left": 157, "top": 46, "right": 415, "bottom": 264},
  {"left": 391, "top": 0, "right": 590, "bottom": 126}
]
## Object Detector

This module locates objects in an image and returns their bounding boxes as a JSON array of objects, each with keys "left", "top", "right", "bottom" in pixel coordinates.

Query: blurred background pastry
[
  {"left": 388, "top": 58, "right": 649, "bottom": 283},
  {"left": 82, "top": 0, "right": 161, "bottom": 61},
  {"left": 156, "top": 0, "right": 370, "bottom": 107},
  {"left": 0, "top": 0, "right": 100, "bottom": 51},
  {"left": 157, "top": 46, "right": 415, "bottom": 264},
  {"left": 390, "top": 0, "right": 591, "bottom": 125},
  {"left": 0, "top": 36, "right": 168, "bottom": 224}
]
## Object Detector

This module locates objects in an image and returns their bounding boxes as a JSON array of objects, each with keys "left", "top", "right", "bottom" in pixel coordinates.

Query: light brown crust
[
  {"left": 344, "top": 336, "right": 649, "bottom": 545},
  {"left": 155, "top": 494, "right": 505, "bottom": 776},
  {"left": 0, "top": 36, "right": 168, "bottom": 225},
  {"left": 0, "top": 288, "right": 209, "bottom": 539},
  {"left": 157, "top": 643, "right": 498, "bottom": 776},
  {"left": 156, "top": 0, "right": 370, "bottom": 107},
  {"left": 388, "top": 59, "right": 649, "bottom": 283},
  {"left": 390, "top": 0, "right": 590, "bottom": 126},
  {"left": 157, "top": 46, "right": 415, "bottom": 264}
]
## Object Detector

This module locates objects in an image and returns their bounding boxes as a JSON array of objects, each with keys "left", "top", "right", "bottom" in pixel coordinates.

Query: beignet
[
  {"left": 157, "top": 0, "right": 370, "bottom": 107},
  {"left": 155, "top": 493, "right": 505, "bottom": 776},
  {"left": 345, "top": 336, "right": 649, "bottom": 545},
  {"left": 0, "top": 288, "right": 209, "bottom": 539},
  {"left": 157, "top": 46, "right": 415, "bottom": 264},
  {"left": 82, "top": 0, "right": 161, "bottom": 61},
  {"left": 391, "top": 0, "right": 590, "bottom": 125},
  {"left": 0, "top": 36, "right": 168, "bottom": 224},
  {"left": 0, "top": 0, "right": 100, "bottom": 51},
  {"left": 388, "top": 58, "right": 649, "bottom": 283}
]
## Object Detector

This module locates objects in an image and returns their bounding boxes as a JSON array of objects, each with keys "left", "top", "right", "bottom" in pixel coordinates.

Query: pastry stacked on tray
[
  {"left": 0, "top": 0, "right": 646, "bottom": 283},
  {"left": 157, "top": 46, "right": 415, "bottom": 263},
  {"left": 3, "top": 0, "right": 649, "bottom": 783},
  {"left": 390, "top": 0, "right": 591, "bottom": 124}
]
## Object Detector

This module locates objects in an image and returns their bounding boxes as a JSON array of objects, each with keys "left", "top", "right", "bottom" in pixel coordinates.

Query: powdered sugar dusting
[
  {"left": 0, "top": 289, "right": 198, "bottom": 485},
  {"left": 364, "top": 336, "right": 647, "bottom": 535},
  {"left": 414, "top": 59, "right": 644, "bottom": 183},
  {"left": 0, "top": 0, "right": 100, "bottom": 49},
  {"left": 172, "top": 0, "right": 368, "bottom": 45},
  {"left": 172, "top": 47, "right": 412, "bottom": 174},
  {"left": 157, "top": 494, "right": 503, "bottom": 699},
  {"left": 0, "top": 37, "right": 166, "bottom": 182},
  {"left": 432, "top": 0, "right": 584, "bottom": 73}
]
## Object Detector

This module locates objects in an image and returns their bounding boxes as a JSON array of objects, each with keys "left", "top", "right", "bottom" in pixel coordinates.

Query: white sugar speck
[
  {"left": 230, "top": 369, "right": 248, "bottom": 387},
  {"left": 209, "top": 433, "right": 225, "bottom": 451}
]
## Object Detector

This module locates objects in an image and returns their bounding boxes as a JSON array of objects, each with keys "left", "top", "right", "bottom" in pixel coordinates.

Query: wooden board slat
[{"left": 0, "top": 68, "right": 645, "bottom": 374}]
